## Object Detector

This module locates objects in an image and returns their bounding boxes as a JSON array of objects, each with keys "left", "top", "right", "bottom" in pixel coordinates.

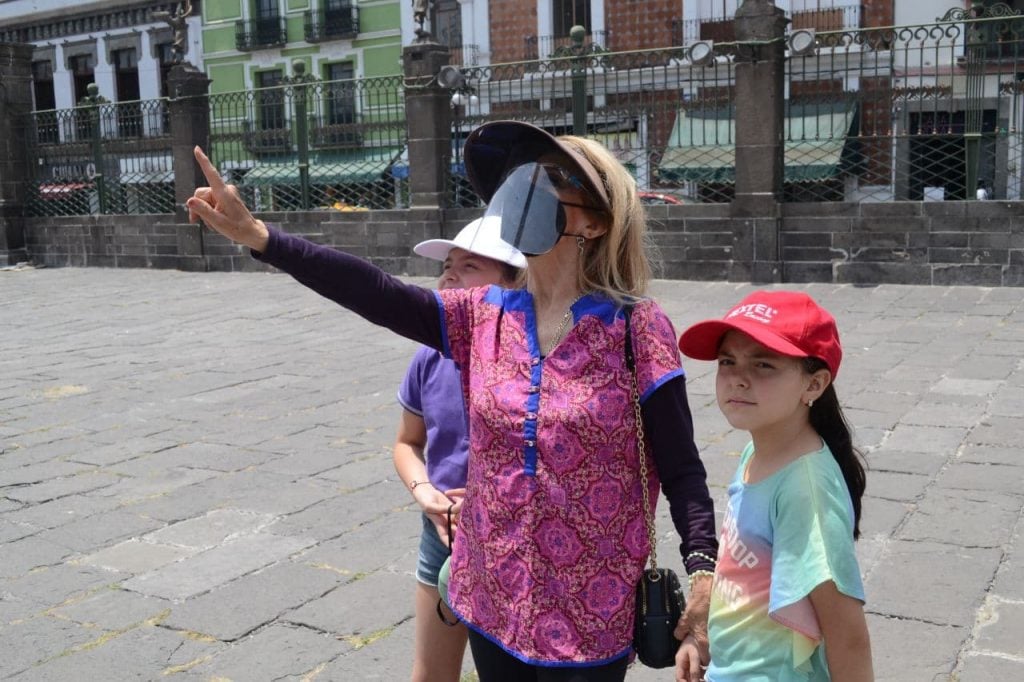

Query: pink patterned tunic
[{"left": 437, "top": 286, "right": 684, "bottom": 665}]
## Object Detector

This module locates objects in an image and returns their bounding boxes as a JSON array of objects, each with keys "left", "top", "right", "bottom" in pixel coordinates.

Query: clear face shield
[{"left": 483, "top": 162, "right": 602, "bottom": 257}]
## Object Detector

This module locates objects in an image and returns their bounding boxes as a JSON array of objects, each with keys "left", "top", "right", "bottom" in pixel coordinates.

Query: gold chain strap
[{"left": 627, "top": 315, "right": 660, "bottom": 583}]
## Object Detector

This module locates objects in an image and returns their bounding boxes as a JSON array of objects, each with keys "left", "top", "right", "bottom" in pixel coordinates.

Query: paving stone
[
  {"left": 866, "top": 540, "right": 1002, "bottom": 626},
  {"left": 184, "top": 623, "right": 347, "bottom": 680},
  {"left": 2, "top": 493, "right": 123, "bottom": 531},
  {"left": 0, "top": 536, "right": 76, "bottom": 578},
  {"left": 0, "top": 615, "right": 103, "bottom": 678},
  {"left": 37, "top": 510, "right": 163, "bottom": 552},
  {"left": 968, "top": 415, "right": 1024, "bottom": 447},
  {"left": 144, "top": 508, "right": 276, "bottom": 550},
  {"left": 48, "top": 587, "right": 171, "bottom": 631},
  {"left": 8, "top": 622, "right": 221, "bottom": 681},
  {"left": 66, "top": 437, "right": 179, "bottom": 467},
  {"left": 973, "top": 598, "right": 1024, "bottom": 657},
  {"left": 122, "top": 533, "right": 315, "bottom": 600},
  {"left": 956, "top": 653, "right": 1024, "bottom": 681},
  {"left": 898, "top": 489, "right": 1020, "bottom": 547},
  {"left": 881, "top": 424, "right": 970, "bottom": 456},
  {"left": 0, "top": 565, "right": 115, "bottom": 615},
  {"left": 78, "top": 538, "right": 195, "bottom": 575},
  {"left": 286, "top": 570, "right": 415, "bottom": 636},
  {"left": 862, "top": 471, "right": 930, "bottom": 503},
  {"left": 3, "top": 472, "right": 122, "bottom": 504},
  {"left": 929, "top": 377, "right": 1003, "bottom": 396},
  {"left": 162, "top": 561, "right": 346, "bottom": 641},
  {"left": 865, "top": 614, "right": 965, "bottom": 682},
  {"left": 293, "top": 512, "right": 419, "bottom": 575},
  {"left": 0, "top": 461, "right": 97, "bottom": 488},
  {"left": 866, "top": 449, "right": 949, "bottom": 477},
  {"left": 933, "top": 460, "right": 1024, "bottom": 494}
]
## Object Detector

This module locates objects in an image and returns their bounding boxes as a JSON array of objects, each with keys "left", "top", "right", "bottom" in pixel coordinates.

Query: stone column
[
  {"left": 167, "top": 64, "right": 212, "bottom": 270},
  {"left": 0, "top": 43, "right": 34, "bottom": 266},
  {"left": 403, "top": 41, "right": 452, "bottom": 209},
  {"left": 731, "top": 0, "right": 787, "bottom": 283}
]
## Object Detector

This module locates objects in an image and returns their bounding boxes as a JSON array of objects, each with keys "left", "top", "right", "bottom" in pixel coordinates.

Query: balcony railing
[
  {"left": 309, "top": 116, "right": 363, "bottom": 150},
  {"left": 672, "top": 4, "right": 862, "bottom": 45},
  {"left": 236, "top": 16, "right": 288, "bottom": 51},
  {"left": 242, "top": 119, "right": 291, "bottom": 153},
  {"left": 304, "top": 6, "right": 360, "bottom": 43},
  {"left": 523, "top": 30, "right": 610, "bottom": 61}
]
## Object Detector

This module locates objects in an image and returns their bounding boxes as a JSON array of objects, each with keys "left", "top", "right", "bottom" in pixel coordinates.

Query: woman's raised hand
[{"left": 186, "top": 146, "right": 270, "bottom": 252}]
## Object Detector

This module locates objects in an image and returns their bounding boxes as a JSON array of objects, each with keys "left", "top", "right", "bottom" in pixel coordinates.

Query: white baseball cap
[{"left": 414, "top": 216, "right": 527, "bottom": 268}]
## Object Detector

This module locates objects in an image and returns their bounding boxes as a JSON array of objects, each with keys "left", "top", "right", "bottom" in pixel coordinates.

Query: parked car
[{"left": 638, "top": 191, "right": 685, "bottom": 205}]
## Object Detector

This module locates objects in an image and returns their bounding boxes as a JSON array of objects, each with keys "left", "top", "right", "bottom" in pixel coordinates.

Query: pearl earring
[{"left": 806, "top": 399, "right": 814, "bottom": 408}]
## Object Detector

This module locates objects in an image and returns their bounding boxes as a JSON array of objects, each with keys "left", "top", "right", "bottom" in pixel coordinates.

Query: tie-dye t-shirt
[{"left": 707, "top": 442, "right": 864, "bottom": 681}]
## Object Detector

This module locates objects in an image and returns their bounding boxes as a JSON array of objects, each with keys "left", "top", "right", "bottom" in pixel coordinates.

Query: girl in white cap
[{"left": 393, "top": 217, "right": 524, "bottom": 682}]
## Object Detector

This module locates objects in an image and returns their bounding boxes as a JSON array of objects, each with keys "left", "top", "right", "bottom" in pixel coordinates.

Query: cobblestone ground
[{"left": 1, "top": 266, "right": 1022, "bottom": 681}]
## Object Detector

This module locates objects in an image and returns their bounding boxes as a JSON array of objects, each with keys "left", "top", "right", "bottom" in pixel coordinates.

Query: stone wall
[{"left": 23, "top": 200, "right": 1024, "bottom": 287}]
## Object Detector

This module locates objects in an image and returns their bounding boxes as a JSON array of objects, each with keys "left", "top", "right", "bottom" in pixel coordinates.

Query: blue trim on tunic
[{"left": 641, "top": 367, "right": 686, "bottom": 404}]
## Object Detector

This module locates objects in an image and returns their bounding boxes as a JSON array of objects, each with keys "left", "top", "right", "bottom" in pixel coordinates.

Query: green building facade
[{"left": 200, "top": 0, "right": 402, "bottom": 93}]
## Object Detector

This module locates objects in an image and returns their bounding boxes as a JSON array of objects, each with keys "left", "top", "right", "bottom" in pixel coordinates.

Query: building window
[
  {"left": 157, "top": 43, "right": 175, "bottom": 97},
  {"left": 325, "top": 62, "right": 356, "bottom": 125},
  {"left": 553, "top": 0, "right": 591, "bottom": 37},
  {"left": 256, "top": 69, "right": 285, "bottom": 131},
  {"left": 68, "top": 54, "right": 95, "bottom": 104},
  {"left": 32, "top": 60, "right": 56, "bottom": 110},
  {"left": 32, "top": 60, "right": 58, "bottom": 143},
  {"left": 112, "top": 48, "right": 141, "bottom": 137}
]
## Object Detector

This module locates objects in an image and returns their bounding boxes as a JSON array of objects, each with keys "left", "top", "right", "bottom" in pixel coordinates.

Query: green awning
[
  {"left": 658, "top": 103, "right": 856, "bottom": 184},
  {"left": 242, "top": 148, "right": 402, "bottom": 186}
]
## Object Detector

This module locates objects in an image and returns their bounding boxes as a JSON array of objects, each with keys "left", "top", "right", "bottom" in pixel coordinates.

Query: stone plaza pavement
[{"left": 1, "top": 264, "right": 1023, "bottom": 681}]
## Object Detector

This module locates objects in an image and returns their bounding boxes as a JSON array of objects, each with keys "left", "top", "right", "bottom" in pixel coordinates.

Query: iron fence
[
  {"left": 208, "top": 73, "right": 408, "bottom": 212},
  {"left": 24, "top": 98, "right": 173, "bottom": 217},
  {"left": 449, "top": 43, "right": 739, "bottom": 206},
  {"left": 448, "top": 4, "right": 1024, "bottom": 206}
]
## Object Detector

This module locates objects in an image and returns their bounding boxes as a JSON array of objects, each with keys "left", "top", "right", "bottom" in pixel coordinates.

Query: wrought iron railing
[
  {"left": 304, "top": 6, "right": 360, "bottom": 43},
  {"left": 445, "top": 4, "right": 1023, "bottom": 206},
  {"left": 236, "top": 16, "right": 288, "bottom": 51},
  {"left": 24, "top": 98, "right": 173, "bottom": 216},
  {"left": 208, "top": 74, "right": 407, "bottom": 212}
]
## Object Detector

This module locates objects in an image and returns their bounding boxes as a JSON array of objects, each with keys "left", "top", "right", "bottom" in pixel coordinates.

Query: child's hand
[{"left": 675, "top": 634, "right": 704, "bottom": 682}]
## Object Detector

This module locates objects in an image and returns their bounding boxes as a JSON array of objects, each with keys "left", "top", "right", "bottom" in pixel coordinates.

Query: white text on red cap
[{"left": 726, "top": 303, "right": 778, "bottom": 324}]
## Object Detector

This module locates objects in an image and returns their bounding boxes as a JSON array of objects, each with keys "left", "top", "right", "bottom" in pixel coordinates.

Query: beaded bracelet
[
  {"left": 686, "top": 551, "right": 718, "bottom": 566},
  {"left": 687, "top": 569, "right": 715, "bottom": 588}
]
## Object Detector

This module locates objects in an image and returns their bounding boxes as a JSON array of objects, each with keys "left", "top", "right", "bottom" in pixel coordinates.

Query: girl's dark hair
[{"left": 803, "top": 357, "right": 867, "bottom": 540}]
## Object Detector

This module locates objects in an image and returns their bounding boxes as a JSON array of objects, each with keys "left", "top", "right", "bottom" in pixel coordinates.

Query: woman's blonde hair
[{"left": 558, "top": 135, "right": 653, "bottom": 304}]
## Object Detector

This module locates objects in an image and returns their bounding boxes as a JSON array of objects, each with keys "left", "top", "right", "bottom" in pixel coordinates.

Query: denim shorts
[{"left": 416, "top": 512, "right": 451, "bottom": 587}]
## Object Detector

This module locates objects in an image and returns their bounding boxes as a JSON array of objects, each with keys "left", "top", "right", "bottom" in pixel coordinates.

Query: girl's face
[
  {"left": 715, "top": 330, "right": 816, "bottom": 434},
  {"left": 438, "top": 247, "right": 508, "bottom": 290}
]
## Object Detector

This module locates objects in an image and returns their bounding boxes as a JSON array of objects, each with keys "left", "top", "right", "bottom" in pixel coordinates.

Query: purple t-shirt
[{"left": 397, "top": 346, "right": 469, "bottom": 493}]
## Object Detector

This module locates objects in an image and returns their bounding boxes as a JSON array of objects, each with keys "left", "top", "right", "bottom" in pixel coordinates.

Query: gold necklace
[{"left": 547, "top": 294, "right": 585, "bottom": 352}]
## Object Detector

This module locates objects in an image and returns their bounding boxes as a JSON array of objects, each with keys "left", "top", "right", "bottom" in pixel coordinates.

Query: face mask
[{"left": 484, "top": 162, "right": 601, "bottom": 256}]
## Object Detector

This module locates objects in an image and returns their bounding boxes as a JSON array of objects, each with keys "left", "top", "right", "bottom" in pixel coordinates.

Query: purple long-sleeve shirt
[{"left": 254, "top": 226, "right": 718, "bottom": 572}]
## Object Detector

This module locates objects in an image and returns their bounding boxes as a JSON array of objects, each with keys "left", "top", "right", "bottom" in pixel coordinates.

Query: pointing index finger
[{"left": 193, "top": 146, "right": 225, "bottom": 191}]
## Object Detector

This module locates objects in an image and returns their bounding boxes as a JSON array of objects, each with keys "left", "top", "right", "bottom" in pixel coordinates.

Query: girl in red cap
[{"left": 677, "top": 290, "right": 871, "bottom": 682}]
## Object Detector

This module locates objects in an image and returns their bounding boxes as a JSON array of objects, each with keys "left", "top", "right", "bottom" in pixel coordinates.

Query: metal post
[
  {"left": 290, "top": 60, "right": 314, "bottom": 210},
  {"left": 570, "top": 25, "right": 588, "bottom": 136},
  {"left": 80, "top": 83, "right": 108, "bottom": 215},
  {"left": 964, "top": 1, "right": 986, "bottom": 199}
]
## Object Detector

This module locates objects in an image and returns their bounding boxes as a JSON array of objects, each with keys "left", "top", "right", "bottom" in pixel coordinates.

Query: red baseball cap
[{"left": 678, "top": 290, "right": 842, "bottom": 378}]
